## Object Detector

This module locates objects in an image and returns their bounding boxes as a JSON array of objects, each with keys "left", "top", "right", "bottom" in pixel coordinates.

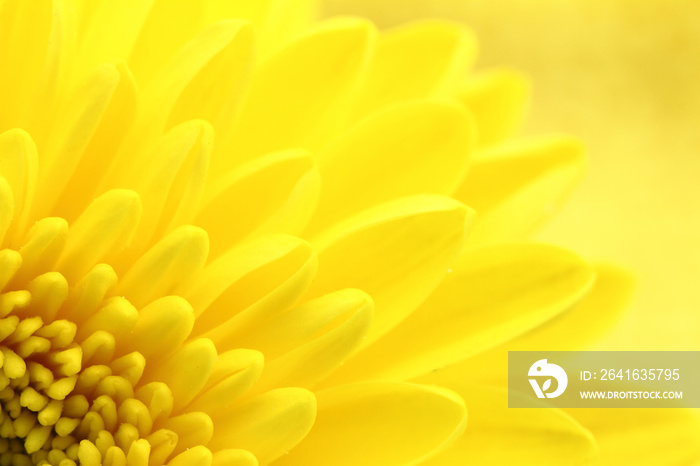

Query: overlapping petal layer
[
  {"left": 276, "top": 381, "right": 467, "bottom": 466},
  {"left": 0, "top": 0, "right": 619, "bottom": 464},
  {"left": 422, "top": 385, "right": 598, "bottom": 465},
  {"left": 322, "top": 243, "right": 595, "bottom": 385}
]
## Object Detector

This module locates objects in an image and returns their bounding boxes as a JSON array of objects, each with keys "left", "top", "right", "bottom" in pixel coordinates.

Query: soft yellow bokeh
[{"left": 323, "top": 0, "right": 700, "bottom": 350}]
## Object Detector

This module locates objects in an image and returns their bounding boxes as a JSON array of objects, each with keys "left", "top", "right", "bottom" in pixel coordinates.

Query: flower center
[
  {"left": 0, "top": 311, "right": 84, "bottom": 463},
  {"left": 0, "top": 299, "right": 177, "bottom": 465}
]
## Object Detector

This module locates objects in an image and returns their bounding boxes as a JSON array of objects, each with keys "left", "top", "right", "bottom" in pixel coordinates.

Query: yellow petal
[
  {"left": 114, "top": 424, "right": 139, "bottom": 454},
  {"left": 12, "top": 218, "right": 68, "bottom": 289},
  {"left": 33, "top": 62, "right": 121, "bottom": 220},
  {"left": 417, "top": 263, "right": 634, "bottom": 387},
  {"left": 202, "top": 1, "right": 271, "bottom": 28},
  {"left": 566, "top": 408, "right": 700, "bottom": 466},
  {"left": 308, "top": 195, "right": 473, "bottom": 346},
  {"left": 145, "top": 122, "right": 212, "bottom": 243},
  {"left": 76, "top": 297, "right": 139, "bottom": 342},
  {"left": 0, "top": 249, "right": 21, "bottom": 291},
  {"left": 111, "top": 352, "right": 145, "bottom": 387},
  {"left": 128, "top": 2, "right": 206, "bottom": 85},
  {"left": 0, "top": 0, "right": 72, "bottom": 134},
  {"left": 35, "top": 319, "right": 76, "bottom": 350},
  {"left": 23, "top": 272, "right": 68, "bottom": 322},
  {"left": 118, "top": 296, "right": 194, "bottom": 362},
  {"left": 166, "top": 446, "right": 212, "bottom": 466},
  {"left": 80, "top": 330, "right": 115, "bottom": 366},
  {"left": 0, "top": 0, "right": 50, "bottom": 125},
  {"left": 212, "top": 449, "right": 258, "bottom": 466},
  {"left": 55, "top": 61, "right": 138, "bottom": 223},
  {"left": 145, "top": 429, "right": 177, "bottom": 466},
  {"left": 457, "top": 69, "right": 530, "bottom": 148},
  {"left": 115, "top": 225, "right": 209, "bottom": 309},
  {"left": 0, "top": 175, "right": 14, "bottom": 245},
  {"left": 235, "top": 289, "right": 370, "bottom": 360},
  {"left": 123, "top": 20, "right": 253, "bottom": 163},
  {"left": 78, "top": 0, "right": 155, "bottom": 73},
  {"left": 275, "top": 381, "right": 466, "bottom": 466},
  {"left": 197, "top": 150, "right": 319, "bottom": 258},
  {"left": 0, "top": 128, "right": 38, "bottom": 244},
  {"left": 135, "top": 382, "right": 173, "bottom": 425},
  {"left": 5, "top": 316, "right": 42, "bottom": 346},
  {"left": 143, "top": 338, "right": 216, "bottom": 412},
  {"left": 188, "top": 348, "right": 264, "bottom": 414},
  {"left": 104, "top": 119, "right": 212, "bottom": 255},
  {"left": 509, "top": 263, "right": 635, "bottom": 350},
  {"left": 354, "top": 20, "right": 477, "bottom": 118},
  {"left": 62, "top": 263, "right": 118, "bottom": 324},
  {"left": 104, "top": 445, "right": 126, "bottom": 466},
  {"left": 201, "top": 0, "right": 318, "bottom": 59},
  {"left": 56, "top": 189, "right": 142, "bottom": 284},
  {"left": 223, "top": 17, "right": 375, "bottom": 166},
  {"left": 1, "top": 345, "right": 26, "bottom": 378},
  {"left": 305, "top": 100, "right": 473, "bottom": 234},
  {"left": 422, "top": 384, "right": 598, "bottom": 465},
  {"left": 454, "top": 135, "right": 585, "bottom": 244},
  {"left": 77, "top": 439, "right": 101, "bottom": 465},
  {"left": 0, "top": 290, "right": 30, "bottom": 318},
  {"left": 249, "top": 289, "right": 373, "bottom": 392},
  {"left": 185, "top": 235, "right": 317, "bottom": 350},
  {"left": 23, "top": 0, "right": 75, "bottom": 141},
  {"left": 210, "top": 387, "right": 316, "bottom": 464},
  {"left": 256, "top": 0, "right": 320, "bottom": 56},
  {"left": 117, "top": 399, "right": 153, "bottom": 438},
  {"left": 162, "top": 21, "right": 253, "bottom": 144},
  {"left": 161, "top": 411, "right": 213, "bottom": 458},
  {"left": 327, "top": 243, "right": 594, "bottom": 384},
  {"left": 125, "top": 438, "right": 150, "bottom": 466}
]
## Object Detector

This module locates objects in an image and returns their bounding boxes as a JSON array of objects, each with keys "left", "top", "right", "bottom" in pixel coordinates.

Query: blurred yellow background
[{"left": 322, "top": 0, "right": 700, "bottom": 350}]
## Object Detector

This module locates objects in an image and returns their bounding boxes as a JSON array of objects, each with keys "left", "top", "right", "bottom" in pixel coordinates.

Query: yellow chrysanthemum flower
[{"left": 0, "top": 0, "right": 630, "bottom": 465}]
